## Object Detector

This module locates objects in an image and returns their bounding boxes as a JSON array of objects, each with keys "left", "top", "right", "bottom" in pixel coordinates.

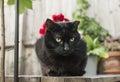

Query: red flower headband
[{"left": 39, "top": 13, "right": 69, "bottom": 35}]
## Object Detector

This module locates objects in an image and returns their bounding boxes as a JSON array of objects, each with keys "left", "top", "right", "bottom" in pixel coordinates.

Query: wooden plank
[
  {"left": 19, "top": 77, "right": 40, "bottom": 82},
  {"left": 5, "top": 77, "right": 40, "bottom": 82},
  {"left": 90, "top": 77, "right": 120, "bottom": 82},
  {"left": 41, "top": 77, "right": 64, "bottom": 82},
  {"left": 64, "top": 78, "right": 91, "bottom": 82},
  {"left": 87, "top": 0, "right": 120, "bottom": 37},
  {"left": 19, "top": 47, "right": 41, "bottom": 75},
  {"left": 1, "top": 46, "right": 41, "bottom": 75},
  {"left": 3, "top": 75, "right": 120, "bottom": 82},
  {"left": 5, "top": 77, "right": 14, "bottom": 82},
  {"left": 87, "top": 75, "right": 120, "bottom": 82},
  {"left": 102, "top": 77, "right": 120, "bottom": 82},
  {"left": 5, "top": 49, "right": 14, "bottom": 75}
]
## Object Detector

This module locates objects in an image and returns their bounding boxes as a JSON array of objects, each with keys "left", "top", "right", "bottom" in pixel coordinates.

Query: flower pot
[
  {"left": 108, "top": 51, "right": 120, "bottom": 57},
  {"left": 84, "top": 55, "right": 97, "bottom": 76},
  {"left": 98, "top": 51, "right": 120, "bottom": 74}
]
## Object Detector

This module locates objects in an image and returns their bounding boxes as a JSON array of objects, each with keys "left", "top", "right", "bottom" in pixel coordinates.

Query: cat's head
[{"left": 44, "top": 19, "right": 80, "bottom": 56}]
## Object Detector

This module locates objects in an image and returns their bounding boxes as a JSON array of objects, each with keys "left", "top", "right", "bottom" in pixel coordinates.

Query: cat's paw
[
  {"left": 48, "top": 71, "right": 59, "bottom": 76},
  {"left": 78, "top": 70, "right": 86, "bottom": 76},
  {"left": 69, "top": 70, "right": 86, "bottom": 76}
]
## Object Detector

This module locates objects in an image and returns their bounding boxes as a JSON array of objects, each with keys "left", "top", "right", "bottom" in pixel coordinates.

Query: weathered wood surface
[
  {"left": 1, "top": 75, "right": 120, "bottom": 82},
  {"left": 0, "top": 0, "right": 120, "bottom": 75}
]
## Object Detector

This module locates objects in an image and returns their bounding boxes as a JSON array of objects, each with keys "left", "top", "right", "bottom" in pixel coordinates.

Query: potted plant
[
  {"left": 98, "top": 37, "right": 120, "bottom": 74},
  {"left": 83, "top": 35, "right": 108, "bottom": 75},
  {"left": 72, "top": 0, "right": 111, "bottom": 75}
]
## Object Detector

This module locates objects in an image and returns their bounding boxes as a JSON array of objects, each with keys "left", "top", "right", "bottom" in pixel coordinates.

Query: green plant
[
  {"left": 73, "top": 0, "right": 111, "bottom": 42},
  {"left": 72, "top": 0, "right": 111, "bottom": 58},
  {"left": 7, "top": 0, "right": 33, "bottom": 13},
  {"left": 83, "top": 35, "right": 108, "bottom": 58}
]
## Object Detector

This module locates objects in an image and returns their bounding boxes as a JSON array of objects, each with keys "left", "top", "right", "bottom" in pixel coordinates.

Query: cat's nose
[{"left": 64, "top": 43, "right": 69, "bottom": 51}]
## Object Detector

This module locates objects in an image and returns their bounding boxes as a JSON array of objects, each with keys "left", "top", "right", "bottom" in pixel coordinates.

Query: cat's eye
[
  {"left": 56, "top": 37, "right": 61, "bottom": 43},
  {"left": 70, "top": 37, "right": 75, "bottom": 42}
]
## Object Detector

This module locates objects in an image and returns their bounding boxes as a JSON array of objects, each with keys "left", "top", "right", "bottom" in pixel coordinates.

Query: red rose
[
  {"left": 52, "top": 15, "right": 58, "bottom": 22},
  {"left": 39, "top": 13, "right": 69, "bottom": 36},
  {"left": 52, "top": 13, "right": 64, "bottom": 22},
  {"left": 39, "top": 28, "right": 45, "bottom": 35},
  {"left": 43, "top": 22, "right": 46, "bottom": 29},
  {"left": 57, "top": 13, "right": 64, "bottom": 21},
  {"left": 39, "top": 22, "right": 46, "bottom": 35}
]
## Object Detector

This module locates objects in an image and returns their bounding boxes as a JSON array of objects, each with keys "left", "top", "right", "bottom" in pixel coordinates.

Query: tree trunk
[{"left": 0, "top": 0, "right": 5, "bottom": 82}]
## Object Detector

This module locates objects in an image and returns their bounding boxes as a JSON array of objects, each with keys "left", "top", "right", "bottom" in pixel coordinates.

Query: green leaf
[
  {"left": 24, "top": 0, "right": 32, "bottom": 9},
  {"left": 19, "top": 0, "right": 32, "bottom": 14},
  {"left": 19, "top": 0, "right": 25, "bottom": 13},
  {"left": 93, "top": 38, "right": 100, "bottom": 48},
  {"left": 83, "top": 35, "right": 94, "bottom": 51},
  {"left": 7, "top": 0, "right": 33, "bottom": 14},
  {"left": 88, "top": 47, "right": 109, "bottom": 58},
  {"left": 7, "top": 0, "right": 15, "bottom": 5}
]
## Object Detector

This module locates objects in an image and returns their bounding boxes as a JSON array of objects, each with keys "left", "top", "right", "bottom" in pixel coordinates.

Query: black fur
[{"left": 35, "top": 19, "right": 87, "bottom": 76}]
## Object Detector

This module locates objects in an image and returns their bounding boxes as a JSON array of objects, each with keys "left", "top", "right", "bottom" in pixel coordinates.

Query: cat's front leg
[
  {"left": 61, "top": 70, "right": 85, "bottom": 76},
  {"left": 71, "top": 70, "right": 85, "bottom": 76},
  {"left": 48, "top": 70, "right": 85, "bottom": 76},
  {"left": 48, "top": 70, "right": 68, "bottom": 76}
]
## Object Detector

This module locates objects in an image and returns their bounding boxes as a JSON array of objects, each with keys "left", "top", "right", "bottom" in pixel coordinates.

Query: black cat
[{"left": 35, "top": 19, "right": 87, "bottom": 76}]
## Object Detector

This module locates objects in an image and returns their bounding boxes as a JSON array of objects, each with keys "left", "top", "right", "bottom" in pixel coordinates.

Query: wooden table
[{"left": 4, "top": 75, "right": 120, "bottom": 82}]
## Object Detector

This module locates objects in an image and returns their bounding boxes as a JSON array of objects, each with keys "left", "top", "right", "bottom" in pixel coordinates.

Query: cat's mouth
[
  {"left": 62, "top": 54, "right": 69, "bottom": 56},
  {"left": 56, "top": 50, "right": 72, "bottom": 56},
  {"left": 60, "top": 50, "right": 72, "bottom": 56},
  {"left": 61, "top": 52, "right": 71, "bottom": 56},
  {"left": 56, "top": 52, "right": 70, "bottom": 56}
]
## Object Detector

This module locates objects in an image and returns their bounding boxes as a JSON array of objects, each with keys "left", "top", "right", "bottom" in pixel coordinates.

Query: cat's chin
[{"left": 59, "top": 54, "right": 70, "bottom": 56}]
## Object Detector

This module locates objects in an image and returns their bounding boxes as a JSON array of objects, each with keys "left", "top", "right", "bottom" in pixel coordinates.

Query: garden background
[{"left": 0, "top": 0, "right": 120, "bottom": 76}]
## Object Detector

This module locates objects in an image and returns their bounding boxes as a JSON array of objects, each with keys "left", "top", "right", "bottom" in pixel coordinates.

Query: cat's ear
[
  {"left": 72, "top": 21, "right": 80, "bottom": 31},
  {"left": 73, "top": 21, "right": 80, "bottom": 27},
  {"left": 46, "top": 19, "right": 55, "bottom": 29}
]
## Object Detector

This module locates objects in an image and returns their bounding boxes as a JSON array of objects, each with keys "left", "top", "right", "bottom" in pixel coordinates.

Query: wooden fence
[{"left": 0, "top": 0, "right": 120, "bottom": 76}]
